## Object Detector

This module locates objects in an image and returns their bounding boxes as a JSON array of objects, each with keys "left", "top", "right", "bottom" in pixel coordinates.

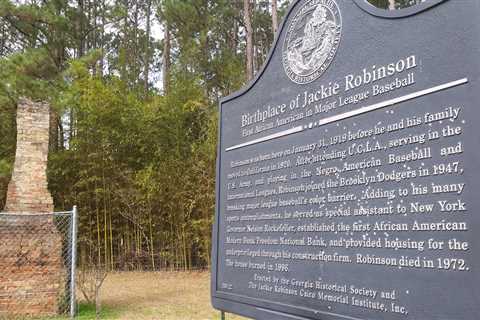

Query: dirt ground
[{"left": 90, "top": 271, "right": 249, "bottom": 320}]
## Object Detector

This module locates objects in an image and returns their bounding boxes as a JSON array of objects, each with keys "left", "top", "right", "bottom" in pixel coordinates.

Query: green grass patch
[
  {"left": 24, "top": 303, "right": 121, "bottom": 320},
  {"left": 75, "top": 303, "right": 120, "bottom": 320}
]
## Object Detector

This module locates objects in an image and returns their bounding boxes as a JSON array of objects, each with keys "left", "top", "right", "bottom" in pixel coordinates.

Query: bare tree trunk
[
  {"left": 162, "top": 23, "right": 171, "bottom": 94},
  {"left": 68, "top": 108, "right": 74, "bottom": 142},
  {"left": 92, "top": 0, "right": 98, "bottom": 75},
  {"left": 388, "top": 0, "right": 396, "bottom": 10},
  {"left": 252, "top": 0, "right": 257, "bottom": 74},
  {"left": 109, "top": 209, "right": 114, "bottom": 270},
  {"left": 121, "top": 0, "right": 128, "bottom": 82},
  {"left": 94, "top": 268, "right": 107, "bottom": 320},
  {"left": 49, "top": 109, "right": 59, "bottom": 152},
  {"left": 271, "top": 0, "right": 278, "bottom": 35},
  {"left": 148, "top": 210, "right": 155, "bottom": 270},
  {"left": 99, "top": 0, "right": 105, "bottom": 75},
  {"left": 77, "top": 0, "right": 85, "bottom": 58},
  {"left": 243, "top": 0, "right": 254, "bottom": 81},
  {"left": 0, "top": 21, "right": 5, "bottom": 56},
  {"left": 133, "top": 1, "right": 139, "bottom": 84},
  {"left": 144, "top": 0, "right": 152, "bottom": 96},
  {"left": 86, "top": 0, "right": 91, "bottom": 52},
  {"left": 58, "top": 119, "right": 65, "bottom": 150}
]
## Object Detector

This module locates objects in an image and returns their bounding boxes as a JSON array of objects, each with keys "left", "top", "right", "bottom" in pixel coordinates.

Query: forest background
[{"left": 0, "top": 0, "right": 420, "bottom": 272}]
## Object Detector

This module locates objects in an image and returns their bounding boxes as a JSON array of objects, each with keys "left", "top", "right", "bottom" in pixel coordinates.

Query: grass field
[{"left": 77, "top": 271, "right": 249, "bottom": 320}]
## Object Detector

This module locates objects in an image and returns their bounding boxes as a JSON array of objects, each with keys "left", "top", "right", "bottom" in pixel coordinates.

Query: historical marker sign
[{"left": 212, "top": 1, "right": 480, "bottom": 319}]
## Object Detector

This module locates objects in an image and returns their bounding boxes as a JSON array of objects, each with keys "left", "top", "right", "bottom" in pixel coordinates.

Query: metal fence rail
[{"left": 0, "top": 207, "right": 78, "bottom": 320}]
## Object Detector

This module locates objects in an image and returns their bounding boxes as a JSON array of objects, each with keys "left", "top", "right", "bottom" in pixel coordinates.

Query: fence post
[{"left": 70, "top": 206, "right": 78, "bottom": 318}]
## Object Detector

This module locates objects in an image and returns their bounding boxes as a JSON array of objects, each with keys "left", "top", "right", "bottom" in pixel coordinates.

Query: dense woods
[{"left": 0, "top": 0, "right": 424, "bottom": 271}]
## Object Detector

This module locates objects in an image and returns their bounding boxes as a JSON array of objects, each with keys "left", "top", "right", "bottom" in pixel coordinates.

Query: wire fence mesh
[{"left": 0, "top": 208, "right": 77, "bottom": 320}]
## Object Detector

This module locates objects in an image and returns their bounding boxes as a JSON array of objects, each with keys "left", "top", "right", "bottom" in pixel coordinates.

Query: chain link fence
[{"left": 0, "top": 207, "right": 78, "bottom": 320}]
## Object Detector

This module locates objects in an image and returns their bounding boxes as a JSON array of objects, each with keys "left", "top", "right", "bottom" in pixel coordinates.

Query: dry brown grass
[{"left": 95, "top": 271, "right": 249, "bottom": 320}]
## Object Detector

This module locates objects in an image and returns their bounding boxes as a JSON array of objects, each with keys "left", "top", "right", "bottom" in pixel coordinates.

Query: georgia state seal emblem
[{"left": 283, "top": 0, "right": 342, "bottom": 84}]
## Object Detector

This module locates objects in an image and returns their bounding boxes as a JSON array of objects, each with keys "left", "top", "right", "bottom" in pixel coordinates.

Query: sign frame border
[{"left": 211, "top": 1, "right": 453, "bottom": 320}]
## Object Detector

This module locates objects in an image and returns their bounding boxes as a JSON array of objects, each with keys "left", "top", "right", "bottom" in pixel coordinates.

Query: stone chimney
[
  {"left": 4, "top": 97, "right": 54, "bottom": 213},
  {"left": 0, "top": 98, "right": 63, "bottom": 318}
]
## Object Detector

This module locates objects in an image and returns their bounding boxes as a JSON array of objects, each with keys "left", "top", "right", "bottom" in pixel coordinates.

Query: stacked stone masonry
[{"left": 5, "top": 97, "right": 54, "bottom": 213}]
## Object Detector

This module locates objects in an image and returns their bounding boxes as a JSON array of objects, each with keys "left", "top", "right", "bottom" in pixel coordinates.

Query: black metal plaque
[{"left": 212, "top": 1, "right": 480, "bottom": 319}]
